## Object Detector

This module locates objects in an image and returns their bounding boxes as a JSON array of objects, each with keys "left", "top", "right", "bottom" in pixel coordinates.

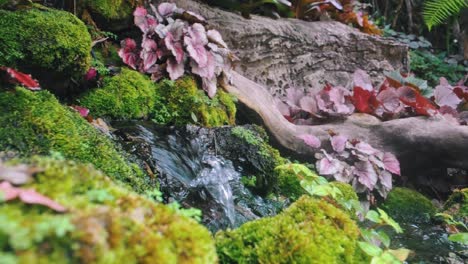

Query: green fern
[{"left": 423, "top": 0, "right": 468, "bottom": 30}]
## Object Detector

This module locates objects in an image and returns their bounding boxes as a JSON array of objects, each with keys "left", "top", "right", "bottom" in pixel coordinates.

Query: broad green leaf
[
  {"left": 388, "top": 248, "right": 412, "bottom": 261},
  {"left": 366, "top": 210, "right": 381, "bottom": 223},
  {"left": 448, "top": 233, "right": 468, "bottom": 244},
  {"left": 377, "top": 208, "right": 403, "bottom": 233},
  {"left": 358, "top": 241, "right": 383, "bottom": 257},
  {"left": 376, "top": 230, "right": 391, "bottom": 248}
]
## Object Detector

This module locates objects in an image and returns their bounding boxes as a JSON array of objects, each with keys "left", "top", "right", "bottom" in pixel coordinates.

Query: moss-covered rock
[
  {"left": 275, "top": 163, "right": 310, "bottom": 200},
  {"left": 82, "top": 0, "right": 142, "bottom": 31},
  {"left": 215, "top": 195, "right": 367, "bottom": 263},
  {"left": 79, "top": 68, "right": 157, "bottom": 120},
  {"left": 153, "top": 77, "right": 237, "bottom": 127},
  {"left": 0, "top": 87, "right": 149, "bottom": 192},
  {"left": 0, "top": 7, "right": 91, "bottom": 92},
  {"left": 80, "top": 72, "right": 237, "bottom": 126},
  {"left": 0, "top": 156, "right": 217, "bottom": 263},
  {"left": 229, "top": 126, "right": 284, "bottom": 194},
  {"left": 443, "top": 188, "right": 468, "bottom": 223},
  {"left": 382, "top": 187, "right": 436, "bottom": 223}
]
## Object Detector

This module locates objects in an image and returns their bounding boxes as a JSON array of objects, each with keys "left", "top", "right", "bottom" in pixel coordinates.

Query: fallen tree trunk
[
  {"left": 158, "top": 0, "right": 409, "bottom": 94},
  {"left": 224, "top": 72, "right": 468, "bottom": 175}
]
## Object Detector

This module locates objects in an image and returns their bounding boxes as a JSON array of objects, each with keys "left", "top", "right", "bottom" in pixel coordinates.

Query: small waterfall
[{"left": 113, "top": 122, "right": 284, "bottom": 231}]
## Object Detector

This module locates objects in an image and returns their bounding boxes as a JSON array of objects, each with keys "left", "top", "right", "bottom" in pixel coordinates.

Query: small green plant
[
  {"left": 410, "top": 50, "right": 466, "bottom": 87},
  {"left": 167, "top": 201, "right": 203, "bottom": 222}
]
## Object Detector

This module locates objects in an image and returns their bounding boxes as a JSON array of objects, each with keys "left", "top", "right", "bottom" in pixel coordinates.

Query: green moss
[
  {"left": 0, "top": 156, "right": 217, "bottom": 263},
  {"left": 274, "top": 163, "right": 309, "bottom": 200},
  {"left": 0, "top": 88, "right": 149, "bottom": 192},
  {"left": 444, "top": 188, "right": 468, "bottom": 221},
  {"left": 382, "top": 187, "right": 436, "bottom": 223},
  {"left": 79, "top": 68, "right": 157, "bottom": 119},
  {"left": 85, "top": 0, "right": 137, "bottom": 20},
  {"left": 0, "top": 0, "right": 8, "bottom": 8},
  {"left": 216, "top": 195, "right": 367, "bottom": 263},
  {"left": 153, "top": 77, "right": 237, "bottom": 127},
  {"left": 231, "top": 126, "right": 285, "bottom": 193},
  {"left": 330, "top": 181, "right": 359, "bottom": 203},
  {"left": 0, "top": 7, "right": 91, "bottom": 82}
]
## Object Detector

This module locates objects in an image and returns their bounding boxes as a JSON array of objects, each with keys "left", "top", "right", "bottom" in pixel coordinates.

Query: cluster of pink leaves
[
  {"left": 0, "top": 66, "right": 41, "bottom": 90},
  {"left": 119, "top": 3, "right": 234, "bottom": 98},
  {"left": 0, "top": 162, "right": 66, "bottom": 212},
  {"left": 276, "top": 69, "right": 468, "bottom": 125},
  {"left": 299, "top": 134, "right": 400, "bottom": 198}
]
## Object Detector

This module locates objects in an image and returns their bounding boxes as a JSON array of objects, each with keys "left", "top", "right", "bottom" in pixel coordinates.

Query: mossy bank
[
  {"left": 0, "top": 6, "right": 92, "bottom": 92},
  {"left": 80, "top": 69, "right": 237, "bottom": 127},
  {"left": 0, "top": 156, "right": 217, "bottom": 264},
  {"left": 0, "top": 87, "right": 149, "bottom": 192}
]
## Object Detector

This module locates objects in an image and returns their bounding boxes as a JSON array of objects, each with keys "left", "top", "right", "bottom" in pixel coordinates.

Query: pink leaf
[
  {"left": 1, "top": 67, "right": 41, "bottom": 90},
  {"left": 434, "top": 78, "right": 462, "bottom": 108},
  {"left": 70, "top": 105, "right": 90, "bottom": 118},
  {"left": 191, "top": 51, "right": 216, "bottom": 79},
  {"left": 298, "top": 134, "right": 321, "bottom": 148},
  {"left": 379, "top": 171, "right": 393, "bottom": 190},
  {"left": 353, "top": 69, "right": 374, "bottom": 91},
  {"left": 354, "top": 142, "right": 379, "bottom": 155},
  {"left": 0, "top": 181, "right": 66, "bottom": 212},
  {"left": 331, "top": 135, "right": 348, "bottom": 153},
  {"left": 158, "top": 2, "right": 177, "bottom": 17},
  {"left": 184, "top": 23, "right": 209, "bottom": 67},
  {"left": 207, "top": 29, "right": 228, "bottom": 48},
  {"left": 166, "top": 58, "right": 185, "bottom": 80},
  {"left": 118, "top": 38, "right": 139, "bottom": 69},
  {"left": 316, "top": 85, "right": 354, "bottom": 116},
  {"left": 85, "top": 67, "right": 97, "bottom": 81},
  {"left": 140, "top": 38, "right": 159, "bottom": 71},
  {"left": 376, "top": 87, "right": 403, "bottom": 114},
  {"left": 0, "top": 162, "right": 35, "bottom": 185},
  {"left": 316, "top": 157, "right": 342, "bottom": 175},
  {"left": 202, "top": 77, "right": 217, "bottom": 98},
  {"left": 354, "top": 161, "right": 378, "bottom": 190},
  {"left": 382, "top": 152, "right": 400, "bottom": 175},
  {"left": 299, "top": 96, "right": 319, "bottom": 115}
]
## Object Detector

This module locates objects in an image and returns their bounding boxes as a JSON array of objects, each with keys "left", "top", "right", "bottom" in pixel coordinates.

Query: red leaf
[
  {"left": 397, "top": 86, "right": 437, "bottom": 116},
  {"left": 0, "top": 181, "right": 66, "bottom": 212},
  {"left": 352, "top": 86, "right": 379, "bottom": 113},
  {"left": 85, "top": 68, "right": 97, "bottom": 81},
  {"left": 1, "top": 67, "right": 41, "bottom": 90}
]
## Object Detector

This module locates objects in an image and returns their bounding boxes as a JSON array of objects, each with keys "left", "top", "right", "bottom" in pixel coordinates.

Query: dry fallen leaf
[{"left": 0, "top": 181, "right": 67, "bottom": 212}]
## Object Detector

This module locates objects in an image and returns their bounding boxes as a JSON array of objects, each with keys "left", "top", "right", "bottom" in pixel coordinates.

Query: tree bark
[
  {"left": 156, "top": 0, "right": 409, "bottom": 95},
  {"left": 223, "top": 72, "right": 468, "bottom": 173}
]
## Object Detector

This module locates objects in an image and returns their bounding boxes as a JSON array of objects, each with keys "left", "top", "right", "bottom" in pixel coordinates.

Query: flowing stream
[{"left": 113, "top": 121, "right": 284, "bottom": 231}]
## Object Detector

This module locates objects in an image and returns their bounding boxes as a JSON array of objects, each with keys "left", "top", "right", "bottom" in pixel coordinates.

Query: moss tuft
[
  {"left": 0, "top": 156, "right": 217, "bottom": 263},
  {"left": 0, "top": 7, "right": 91, "bottom": 85},
  {"left": 79, "top": 68, "right": 157, "bottom": 119},
  {"left": 382, "top": 187, "right": 436, "bottom": 223},
  {"left": 444, "top": 188, "right": 468, "bottom": 222},
  {"left": 215, "top": 195, "right": 366, "bottom": 263},
  {"left": 274, "top": 163, "right": 309, "bottom": 200},
  {"left": 85, "top": 0, "right": 137, "bottom": 20},
  {"left": 153, "top": 77, "right": 237, "bottom": 127},
  {"left": 0, "top": 87, "right": 149, "bottom": 192},
  {"left": 230, "top": 126, "right": 285, "bottom": 193}
]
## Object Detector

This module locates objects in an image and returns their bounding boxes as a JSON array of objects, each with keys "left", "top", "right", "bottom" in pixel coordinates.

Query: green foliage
[
  {"left": 448, "top": 232, "right": 468, "bottom": 244},
  {"left": 382, "top": 187, "right": 436, "bottom": 223},
  {"left": 423, "top": 0, "right": 468, "bottom": 30},
  {"left": 410, "top": 50, "right": 466, "bottom": 87},
  {"left": 215, "top": 196, "right": 367, "bottom": 263},
  {"left": 444, "top": 188, "right": 468, "bottom": 219},
  {"left": 0, "top": 156, "right": 217, "bottom": 263},
  {"left": 84, "top": 0, "right": 138, "bottom": 20},
  {"left": 153, "top": 77, "right": 237, "bottom": 127},
  {"left": 0, "top": 7, "right": 91, "bottom": 82},
  {"left": 79, "top": 68, "right": 157, "bottom": 119},
  {"left": 167, "top": 202, "right": 203, "bottom": 222},
  {"left": 0, "top": 87, "right": 149, "bottom": 192}
]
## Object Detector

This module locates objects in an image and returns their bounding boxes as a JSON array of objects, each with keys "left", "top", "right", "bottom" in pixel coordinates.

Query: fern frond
[{"left": 423, "top": 0, "right": 468, "bottom": 30}]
